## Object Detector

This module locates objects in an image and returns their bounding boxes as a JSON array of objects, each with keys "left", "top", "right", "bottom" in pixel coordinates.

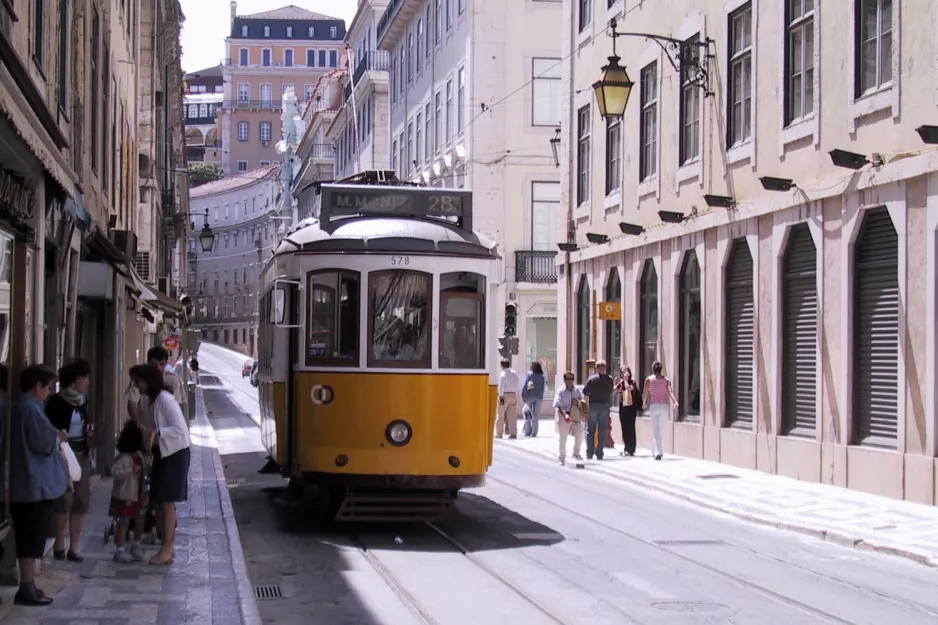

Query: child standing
[{"left": 110, "top": 421, "right": 146, "bottom": 563}]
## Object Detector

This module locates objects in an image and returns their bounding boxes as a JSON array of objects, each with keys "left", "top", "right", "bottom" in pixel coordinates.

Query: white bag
[{"left": 59, "top": 442, "right": 82, "bottom": 482}]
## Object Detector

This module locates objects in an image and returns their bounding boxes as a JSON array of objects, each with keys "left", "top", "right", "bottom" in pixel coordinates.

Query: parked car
[
  {"left": 250, "top": 361, "right": 259, "bottom": 387},
  {"left": 241, "top": 359, "right": 254, "bottom": 377}
]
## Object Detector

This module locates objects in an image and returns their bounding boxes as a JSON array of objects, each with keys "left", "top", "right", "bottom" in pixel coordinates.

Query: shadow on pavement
[{"left": 202, "top": 386, "right": 258, "bottom": 431}]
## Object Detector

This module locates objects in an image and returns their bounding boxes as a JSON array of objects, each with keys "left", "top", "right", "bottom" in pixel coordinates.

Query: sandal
[{"left": 149, "top": 552, "right": 174, "bottom": 566}]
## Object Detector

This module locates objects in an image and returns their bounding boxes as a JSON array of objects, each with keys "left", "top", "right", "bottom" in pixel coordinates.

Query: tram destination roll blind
[{"left": 319, "top": 184, "right": 473, "bottom": 231}]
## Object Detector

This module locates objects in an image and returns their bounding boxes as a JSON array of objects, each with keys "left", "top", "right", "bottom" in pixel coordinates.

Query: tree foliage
[{"left": 188, "top": 163, "right": 226, "bottom": 188}]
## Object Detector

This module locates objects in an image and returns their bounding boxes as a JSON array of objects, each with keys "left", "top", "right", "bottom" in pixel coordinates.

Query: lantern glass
[
  {"left": 198, "top": 225, "right": 215, "bottom": 253},
  {"left": 592, "top": 56, "right": 634, "bottom": 119}
]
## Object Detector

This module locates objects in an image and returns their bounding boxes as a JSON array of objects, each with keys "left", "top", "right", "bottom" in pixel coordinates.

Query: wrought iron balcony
[
  {"left": 353, "top": 51, "right": 390, "bottom": 84},
  {"left": 515, "top": 251, "right": 558, "bottom": 283}
]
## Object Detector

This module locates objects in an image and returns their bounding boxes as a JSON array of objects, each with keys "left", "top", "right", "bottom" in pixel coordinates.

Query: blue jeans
[
  {"left": 523, "top": 399, "right": 543, "bottom": 436},
  {"left": 587, "top": 404, "right": 611, "bottom": 458}
]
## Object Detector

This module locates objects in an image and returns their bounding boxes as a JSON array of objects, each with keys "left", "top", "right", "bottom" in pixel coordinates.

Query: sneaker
[
  {"left": 113, "top": 548, "right": 133, "bottom": 564},
  {"left": 573, "top": 454, "right": 583, "bottom": 460},
  {"left": 130, "top": 544, "right": 143, "bottom": 562}
]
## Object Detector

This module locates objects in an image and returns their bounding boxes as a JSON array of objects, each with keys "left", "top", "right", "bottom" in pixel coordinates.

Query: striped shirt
[{"left": 646, "top": 375, "right": 671, "bottom": 405}]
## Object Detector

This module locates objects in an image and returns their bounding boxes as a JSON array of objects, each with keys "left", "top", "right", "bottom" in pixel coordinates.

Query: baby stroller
[{"left": 104, "top": 475, "right": 160, "bottom": 545}]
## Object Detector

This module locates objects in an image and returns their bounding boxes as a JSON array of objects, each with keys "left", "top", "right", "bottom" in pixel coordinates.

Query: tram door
[{"left": 271, "top": 279, "right": 301, "bottom": 474}]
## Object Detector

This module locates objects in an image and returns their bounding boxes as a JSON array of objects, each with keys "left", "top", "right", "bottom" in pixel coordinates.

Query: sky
[{"left": 179, "top": 0, "right": 359, "bottom": 74}]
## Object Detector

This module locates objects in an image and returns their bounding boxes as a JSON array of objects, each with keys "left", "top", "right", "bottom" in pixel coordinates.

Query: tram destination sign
[{"left": 320, "top": 184, "right": 472, "bottom": 230}]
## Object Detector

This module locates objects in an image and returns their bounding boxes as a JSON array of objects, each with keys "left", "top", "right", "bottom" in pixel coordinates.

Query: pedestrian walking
[
  {"left": 521, "top": 362, "right": 546, "bottom": 437},
  {"left": 9, "top": 365, "right": 68, "bottom": 606},
  {"left": 132, "top": 364, "right": 191, "bottom": 566},
  {"left": 582, "top": 359, "right": 614, "bottom": 460},
  {"left": 45, "top": 358, "right": 94, "bottom": 563},
  {"left": 125, "top": 347, "right": 188, "bottom": 425},
  {"left": 642, "top": 361, "right": 679, "bottom": 460},
  {"left": 616, "top": 366, "right": 641, "bottom": 456},
  {"left": 495, "top": 358, "right": 519, "bottom": 439},
  {"left": 553, "top": 372, "right": 586, "bottom": 466}
]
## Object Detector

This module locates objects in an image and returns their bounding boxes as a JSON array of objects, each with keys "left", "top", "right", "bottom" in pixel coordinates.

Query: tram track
[
  {"left": 350, "top": 523, "right": 568, "bottom": 625},
  {"left": 486, "top": 472, "right": 938, "bottom": 624}
]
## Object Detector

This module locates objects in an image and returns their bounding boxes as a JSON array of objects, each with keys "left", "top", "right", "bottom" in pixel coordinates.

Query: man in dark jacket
[{"left": 582, "top": 360, "right": 614, "bottom": 460}]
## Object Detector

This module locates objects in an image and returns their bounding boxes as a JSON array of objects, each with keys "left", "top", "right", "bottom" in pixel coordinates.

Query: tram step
[{"left": 335, "top": 490, "right": 457, "bottom": 522}]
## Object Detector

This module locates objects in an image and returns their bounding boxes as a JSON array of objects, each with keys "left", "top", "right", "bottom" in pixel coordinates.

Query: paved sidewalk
[
  {"left": 497, "top": 418, "right": 938, "bottom": 568},
  {"left": 1, "top": 387, "right": 262, "bottom": 625}
]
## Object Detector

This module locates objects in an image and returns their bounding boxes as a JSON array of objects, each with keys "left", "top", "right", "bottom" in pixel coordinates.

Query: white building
[
  {"left": 557, "top": 0, "right": 938, "bottom": 504},
  {"left": 377, "top": 0, "right": 563, "bottom": 399},
  {"left": 293, "top": 71, "right": 345, "bottom": 221}
]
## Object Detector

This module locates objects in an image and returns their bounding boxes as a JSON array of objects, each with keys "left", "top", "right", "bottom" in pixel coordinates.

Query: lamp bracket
[{"left": 608, "top": 18, "right": 714, "bottom": 97}]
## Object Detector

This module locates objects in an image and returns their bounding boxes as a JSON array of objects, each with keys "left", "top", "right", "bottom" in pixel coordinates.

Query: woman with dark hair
[
  {"left": 45, "top": 358, "right": 94, "bottom": 562},
  {"left": 521, "top": 362, "right": 546, "bottom": 437},
  {"left": 615, "top": 366, "right": 641, "bottom": 456},
  {"left": 10, "top": 365, "right": 68, "bottom": 606},
  {"left": 132, "top": 364, "right": 190, "bottom": 565},
  {"left": 642, "top": 361, "right": 679, "bottom": 461}
]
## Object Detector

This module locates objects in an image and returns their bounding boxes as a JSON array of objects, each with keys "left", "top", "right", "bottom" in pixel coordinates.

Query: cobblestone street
[{"left": 0, "top": 389, "right": 260, "bottom": 625}]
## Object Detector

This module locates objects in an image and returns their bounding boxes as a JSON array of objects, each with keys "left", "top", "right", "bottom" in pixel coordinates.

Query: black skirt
[
  {"left": 150, "top": 446, "right": 191, "bottom": 503},
  {"left": 11, "top": 500, "right": 54, "bottom": 559}
]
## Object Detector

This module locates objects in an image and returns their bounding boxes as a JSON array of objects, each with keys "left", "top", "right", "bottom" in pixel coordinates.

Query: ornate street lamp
[
  {"left": 594, "top": 18, "right": 713, "bottom": 121},
  {"left": 198, "top": 222, "right": 215, "bottom": 253}
]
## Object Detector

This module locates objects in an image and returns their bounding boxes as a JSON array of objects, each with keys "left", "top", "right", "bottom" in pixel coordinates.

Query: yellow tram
[{"left": 256, "top": 171, "right": 501, "bottom": 520}]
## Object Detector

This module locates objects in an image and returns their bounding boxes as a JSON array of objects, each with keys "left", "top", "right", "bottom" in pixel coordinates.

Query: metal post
[{"left": 591, "top": 289, "right": 598, "bottom": 361}]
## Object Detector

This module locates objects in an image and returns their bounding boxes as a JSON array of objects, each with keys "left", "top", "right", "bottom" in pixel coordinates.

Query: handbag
[{"left": 60, "top": 442, "right": 82, "bottom": 482}]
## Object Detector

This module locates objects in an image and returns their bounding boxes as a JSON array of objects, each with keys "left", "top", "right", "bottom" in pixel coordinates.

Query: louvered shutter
[
  {"left": 782, "top": 224, "right": 818, "bottom": 435},
  {"left": 854, "top": 208, "right": 899, "bottom": 445},
  {"left": 725, "top": 239, "right": 754, "bottom": 428}
]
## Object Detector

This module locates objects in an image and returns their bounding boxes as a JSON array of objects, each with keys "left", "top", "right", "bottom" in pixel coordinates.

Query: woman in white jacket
[{"left": 131, "top": 364, "right": 191, "bottom": 566}]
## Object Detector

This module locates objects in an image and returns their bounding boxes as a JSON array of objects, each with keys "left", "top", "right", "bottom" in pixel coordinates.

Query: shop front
[{"left": 520, "top": 299, "right": 558, "bottom": 415}]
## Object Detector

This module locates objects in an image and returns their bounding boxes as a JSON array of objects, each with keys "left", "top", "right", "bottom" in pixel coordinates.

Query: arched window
[
  {"left": 678, "top": 252, "right": 701, "bottom": 421},
  {"left": 576, "top": 277, "right": 591, "bottom": 381},
  {"left": 853, "top": 207, "right": 898, "bottom": 446},
  {"left": 604, "top": 269, "right": 621, "bottom": 375},
  {"left": 725, "top": 238, "right": 754, "bottom": 429},
  {"left": 638, "top": 260, "right": 658, "bottom": 381},
  {"left": 781, "top": 224, "right": 817, "bottom": 436}
]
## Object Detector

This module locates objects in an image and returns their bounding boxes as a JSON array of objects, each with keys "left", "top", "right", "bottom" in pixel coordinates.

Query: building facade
[
  {"left": 220, "top": 3, "right": 346, "bottom": 175},
  {"left": 558, "top": 0, "right": 938, "bottom": 503},
  {"left": 189, "top": 165, "right": 279, "bottom": 356},
  {"left": 184, "top": 65, "right": 224, "bottom": 166},
  {"left": 377, "top": 0, "right": 563, "bottom": 402},
  {"left": 329, "top": 0, "right": 392, "bottom": 180},
  {"left": 293, "top": 72, "right": 343, "bottom": 222}
]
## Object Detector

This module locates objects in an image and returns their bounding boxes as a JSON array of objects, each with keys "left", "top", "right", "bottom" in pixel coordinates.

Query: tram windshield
[{"left": 369, "top": 270, "right": 431, "bottom": 367}]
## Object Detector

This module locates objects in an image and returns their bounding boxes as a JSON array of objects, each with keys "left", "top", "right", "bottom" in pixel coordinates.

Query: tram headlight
[{"left": 385, "top": 420, "right": 412, "bottom": 446}]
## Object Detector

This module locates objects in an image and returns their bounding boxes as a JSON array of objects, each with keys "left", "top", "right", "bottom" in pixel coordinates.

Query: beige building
[
  {"left": 220, "top": 3, "right": 346, "bottom": 175},
  {"left": 378, "top": 0, "right": 563, "bottom": 401},
  {"left": 557, "top": 0, "right": 938, "bottom": 503}
]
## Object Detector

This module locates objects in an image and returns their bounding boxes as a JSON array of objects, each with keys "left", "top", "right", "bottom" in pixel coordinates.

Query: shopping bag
[{"left": 60, "top": 442, "right": 82, "bottom": 482}]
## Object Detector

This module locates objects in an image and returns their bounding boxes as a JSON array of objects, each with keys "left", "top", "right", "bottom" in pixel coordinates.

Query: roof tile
[
  {"left": 240, "top": 5, "right": 340, "bottom": 21},
  {"left": 190, "top": 164, "right": 280, "bottom": 198}
]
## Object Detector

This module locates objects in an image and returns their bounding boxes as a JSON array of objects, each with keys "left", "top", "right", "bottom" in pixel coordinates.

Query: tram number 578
[{"left": 390, "top": 256, "right": 411, "bottom": 266}]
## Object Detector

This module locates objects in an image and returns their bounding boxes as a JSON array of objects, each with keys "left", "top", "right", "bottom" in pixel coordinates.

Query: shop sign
[
  {"left": 163, "top": 335, "right": 180, "bottom": 350},
  {"left": 0, "top": 167, "right": 34, "bottom": 225}
]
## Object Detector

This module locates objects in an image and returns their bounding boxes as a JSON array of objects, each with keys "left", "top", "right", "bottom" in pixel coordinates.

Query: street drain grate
[
  {"left": 254, "top": 585, "right": 283, "bottom": 601},
  {"left": 226, "top": 479, "right": 245, "bottom": 487},
  {"left": 696, "top": 474, "right": 741, "bottom": 480},
  {"left": 653, "top": 540, "right": 726, "bottom": 547}
]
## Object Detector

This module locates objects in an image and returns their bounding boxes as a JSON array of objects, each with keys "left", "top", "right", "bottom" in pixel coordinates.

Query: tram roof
[{"left": 273, "top": 215, "right": 499, "bottom": 258}]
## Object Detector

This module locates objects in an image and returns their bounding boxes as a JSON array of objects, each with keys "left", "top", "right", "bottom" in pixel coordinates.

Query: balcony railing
[
  {"left": 306, "top": 143, "right": 335, "bottom": 160},
  {"left": 377, "top": 0, "right": 405, "bottom": 43},
  {"left": 222, "top": 100, "right": 283, "bottom": 111},
  {"left": 515, "top": 251, "right": 558, "bottom": 283},
  {"left": 353, "top": 51, "right": 391, "bottom": 84}
]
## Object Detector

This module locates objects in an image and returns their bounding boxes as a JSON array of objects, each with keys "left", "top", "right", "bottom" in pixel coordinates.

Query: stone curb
[
  {"left": 195, "top": 386, "right": 263, "bottom": 625},
  {"left": 495, "top": 439, "right": 938, "bottom": 569}
]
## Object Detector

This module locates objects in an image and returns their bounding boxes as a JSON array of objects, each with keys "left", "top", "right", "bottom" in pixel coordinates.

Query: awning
[
  {"left": 86, "top": 228, "right": 131, "bottom": 277},
  {"left": 129, "top": 269, "right": 183, "bottom": 317}
]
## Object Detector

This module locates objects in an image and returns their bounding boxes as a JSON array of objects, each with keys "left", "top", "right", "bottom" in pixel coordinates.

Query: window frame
[
  {"left": 784, "top": 0, "right": 815, "bottom": 125},
  {"left": 438, "top": 291, "right": 486, "bottom": 370},
  {"left": 679, "top": 34, "right": 702, "bottom": 165},
  {"left": 855, "top": 0, "right": 892, "bottom": 97},
  {"left": 639, "top": 61, "right": 658, "bottom": 181},
  {"left": 367, "top": 269, "right": 433, "bottom": 370},
  {"left": 576, "top": 104, "right": 591, "bottom": 206},
  {"left": 531, "top": 181, "right": 560, "bottom": 251},
  {"left": 678, "top": 251, "right": 702, "bottom": 422},
  {"left": 305, "top": 269, "right": 361, "bottom": 368},
  {"left": 605, "top": 117, "right": 621, "bottom": 195},
  {"left": 578, "top": 0, "right": 591, "bottom": 33},
  {"left": 727, "top": 2, "right": 754, "bottom": 148},
  {"left": 237, "top": 121, "right": 249, "bottom": 141},
  {"left": 531, "top": 58, "right": 562, "bottom": 127}
]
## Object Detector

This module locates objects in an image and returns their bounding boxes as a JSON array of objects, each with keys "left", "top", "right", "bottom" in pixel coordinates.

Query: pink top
[{"left": 646, "top": 375, "right": 671, "bottom": 404}]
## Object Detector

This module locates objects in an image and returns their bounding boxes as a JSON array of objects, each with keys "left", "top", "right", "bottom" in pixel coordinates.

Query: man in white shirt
[
  {"left": 124, "top": 346, "right": 187, "bottom": 427},
  {"left": 495, "top": 358, "right": 520, "bottom": 439}
]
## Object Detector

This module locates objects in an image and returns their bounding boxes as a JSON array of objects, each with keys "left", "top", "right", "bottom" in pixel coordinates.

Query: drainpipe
[{"left": 563, "top": 6, "right": 577, "bottom": 375}]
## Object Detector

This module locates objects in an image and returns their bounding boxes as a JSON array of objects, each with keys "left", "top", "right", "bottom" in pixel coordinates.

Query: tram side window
[
  {"left": 369, "top": 270, "right": 431, "bottom": 368},
  {"left": 306, "top": 271, "right": 360, "bottom": 366},
  {"left": 439, "top": 272, "right": 485, "bottom": 369}
]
